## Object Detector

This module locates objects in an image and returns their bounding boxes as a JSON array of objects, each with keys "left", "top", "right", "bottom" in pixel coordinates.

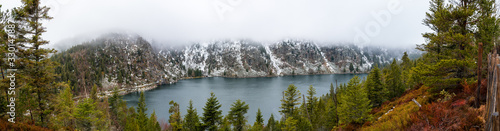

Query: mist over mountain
[{"left": 52, "top": 33, "right": 421, "bottom": 93}]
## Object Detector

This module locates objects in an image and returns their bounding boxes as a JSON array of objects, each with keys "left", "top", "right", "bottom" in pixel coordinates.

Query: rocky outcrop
[
  {"left": 54, "top": 34, "right": 420, "bottom": 94},
  {"left": 160, "top": 39, "right": 413, "bottom": 79}
]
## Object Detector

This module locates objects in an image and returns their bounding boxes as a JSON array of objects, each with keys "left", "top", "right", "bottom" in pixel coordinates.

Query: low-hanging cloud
[{"left": 2, "top": 0, "right": 434, "bottom": 49}]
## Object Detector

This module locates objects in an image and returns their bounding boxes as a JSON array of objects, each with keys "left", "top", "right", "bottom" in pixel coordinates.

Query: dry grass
[{"left": 360, "top": 86, "right": 431, "bottom": 131}]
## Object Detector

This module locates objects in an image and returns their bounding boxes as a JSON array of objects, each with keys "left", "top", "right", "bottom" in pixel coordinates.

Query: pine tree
[
  {"left": 85, "top": 83, "right": 108, "bottom": 130},
  {"left": 137, "top": 92, "right": 149, "bottom": 131},
  {"left": 411, "top": 59, "right": 473, "bottom": 92},
  {"left": 228, "top": 99, "right": 249, "bottom": 131},
  {"left": 220, "top": 116, "right": 232, "bottom": 131},
  {"left": 306, "top": 85, "right": 317, "bottom": 118},
  {"left": 265, "top": 114, "right": 277, "bottom": 131},
  {"left": 253, "top": 108, "right": 264, "bottom": 130},
  {"left": 90, "top": 84, "right": 98, "bottom": 101},
  {"left": 338, "top": 76, "right": 371, "bottom": 124},
  {"left": 312, "top": 98, "right": 326, "bottom": 130},
  {"left": 169, "top": 100, "right": 182, "bottom": 131},
  {"left": 282, "top": 117, "right": 297, "bottom": 131},
  {"left": 419, "top": 0, "right": 451, "bottom": 60},
  {"left": 202, "top": 92, "right": 223, "bottom": 131},
  {"left": 125, "top": 107, "right": 140, "bottom": 131},
  {"left": 280, "top": 84, "right": 301, "bottom": 119},
  {"left": 0, "top": 6, "right": 11, "bottom": 118},
  {"left": 74, "top": 98, "right": 97, "bottom": 131},
  {"left": 401, "top": 52, "right": 411, "bottom": 70},
  {"left": 94, "top": 97, "right": 109, "bottom": 130},
  {"left": 325, "top": 99, "right": 338, "bottom": 130},
  {"left": 184, "top": 100, "right": 201, "bottom": 131},
  {"left": 148, "top": 111, "right": 161, "bottom": 131},
  {"left": 476, "top": 0, "right": 499, "bottom": 53},
  {"left": 108, "top": 87, "right": 129, "bottom": 130},
  {"left": 365, "top": 65, "right": 385, "bottom": 107},
  {"left": 416, "top": 0, "right": 457, "bottom": 89},
  {"left": 475, "top": 0, "right": 499, "bottom": 107},
  {"left": 386, "top": 59, "right": 404, "bottom": 99},
  {"left": 416, "top": 0, "right": 499, "bottom": 92},
  {"left": 295, "top": 116, "right": 312, "bottom": 131},
  {"left": 12, "top": 0, "right": 58, "bottom": 126},
  {"left": 349, "top": 63, "right": 354, "bottom": 73},
  {"left": 51, "top": 84, "right": 75, "bottom": 130},
  {"left": 401, "top": 52, "right": 412, "bottom": 89},
  {"left": 108, "top": 87, "right": 121, "bottom": 120},
  {"left": 329, "top": 83, "right": 335, "bottom": 99}
]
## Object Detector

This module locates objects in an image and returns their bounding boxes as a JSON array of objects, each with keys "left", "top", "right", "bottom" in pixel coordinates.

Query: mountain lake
[{"left": 123, "top": 74, "right": 368, "bottom": 123}]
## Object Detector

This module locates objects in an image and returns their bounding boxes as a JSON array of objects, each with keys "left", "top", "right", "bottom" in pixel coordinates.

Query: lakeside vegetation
[{"left": 0, "top": 0, "right": 499, "bottom": 130}]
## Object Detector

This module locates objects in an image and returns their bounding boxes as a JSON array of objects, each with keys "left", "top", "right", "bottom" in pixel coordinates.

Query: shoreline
[{"left": 213, "top": 72, "right": 368, "bottom": 79}]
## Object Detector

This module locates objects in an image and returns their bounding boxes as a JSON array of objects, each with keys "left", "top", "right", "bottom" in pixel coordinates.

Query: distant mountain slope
[
  {"left": 161, "top": 39, "right": 418, "bottom": 78},
  {"left": 52, "top": 34, "right": 421, "bottom": 94},
  {"left": 52, "top": 33, "right": 168, "bottom": 95}
]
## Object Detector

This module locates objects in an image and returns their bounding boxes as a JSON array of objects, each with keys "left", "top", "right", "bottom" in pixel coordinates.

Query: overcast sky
[{"left": 1, "top": 0, "right": 462, "bottom": 48}]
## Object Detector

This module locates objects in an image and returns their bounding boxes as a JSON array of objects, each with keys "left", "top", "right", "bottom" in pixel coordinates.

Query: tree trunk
[
  {"left": 477, "top": 42, "right": 483, "bottom": 108},
  {"left": 303, "top": 94, "right": 311, "bottom": 122}
]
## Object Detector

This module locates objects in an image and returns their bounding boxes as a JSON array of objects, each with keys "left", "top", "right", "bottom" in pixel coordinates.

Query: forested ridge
[
  {"left": 0, "top": 0, "right": 499, "bottom": 130},
  {"left": 50, "top": 34, "right": 167, "bottom": 96}
]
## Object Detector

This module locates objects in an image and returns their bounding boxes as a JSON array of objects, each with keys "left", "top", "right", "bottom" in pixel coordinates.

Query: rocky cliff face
[
  {"left": 54, "top": 34, "right": 419, "bottom": 93},
  {"left": 159, "top": 39, "right": 407, "bottom": 80}
]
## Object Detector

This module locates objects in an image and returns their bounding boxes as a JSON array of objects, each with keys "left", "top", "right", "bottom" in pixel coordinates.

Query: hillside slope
[{"left": 360, "top": 83, "right": 485, "bottom": 130}]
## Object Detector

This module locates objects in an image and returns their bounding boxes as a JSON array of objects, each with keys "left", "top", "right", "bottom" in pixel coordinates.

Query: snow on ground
[{"left": 264, "top": 44, "right": 282, "bottom": 75}]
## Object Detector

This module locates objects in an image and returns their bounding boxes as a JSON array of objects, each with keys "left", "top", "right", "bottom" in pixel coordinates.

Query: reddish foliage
[
  {"left": 370, "top": 106, "right": 383, "bottom": 114},
  {"left": 451, "top": 99, "right": 466, "bottom": 107},
  {"left": 0, "top": 119, "right": 52, "bottom": 131},
  {"left": 371, "top": 100, "right": 393, "bottom": 114},
  {"left": 338, "top": 123, "right": 362, "bottom": 131},
  {"left": 408, "top": 101, "right": 483, "bottom": 130},
  {"left": 457, "top": 79, "right": 489, "bottom": 107},
  {"left": 462, "top": 80, "right": 475, "bottom": 95},
  {"left": 159, "top": 118, "right": 169, "bottom": 131},
  {"left": 362, "top": 121, "right": 372, "bottom": 127}
]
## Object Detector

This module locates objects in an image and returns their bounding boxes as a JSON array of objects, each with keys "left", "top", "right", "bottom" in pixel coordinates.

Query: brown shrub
[
  {"left": 0, "top": 119, "right": 53, "bottom": 131},
  {"left": 408, "top": 100, "right": 483, "bottom": 130}
]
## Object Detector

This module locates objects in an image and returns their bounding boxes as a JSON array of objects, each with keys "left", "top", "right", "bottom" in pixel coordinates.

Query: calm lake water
[{"left": 123, "top": 74, "right": 367, "bottom": 123}]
